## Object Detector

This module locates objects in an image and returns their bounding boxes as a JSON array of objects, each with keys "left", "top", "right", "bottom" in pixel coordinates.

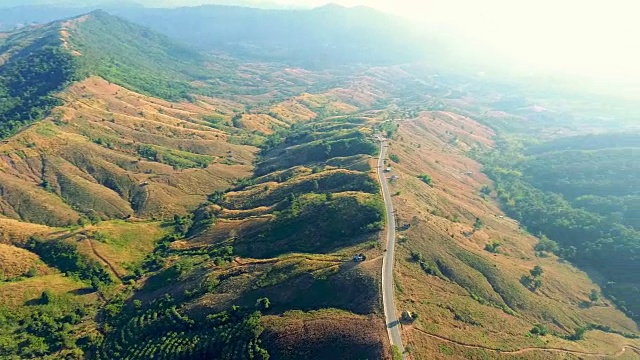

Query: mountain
[
  {"left": 115, "top": 4, "right": 434, "bottom": 67},
  {"left": 0, "top": 4, "right": 438, "bottom": 67}
]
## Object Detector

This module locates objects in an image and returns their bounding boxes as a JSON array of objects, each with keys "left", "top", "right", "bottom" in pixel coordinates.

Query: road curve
[{"left": 377, "top": 137, "right": 405, "bottom": 357}]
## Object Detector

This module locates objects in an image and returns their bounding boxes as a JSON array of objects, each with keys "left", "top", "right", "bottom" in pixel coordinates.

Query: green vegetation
[
  {"left": 0, "top": 289, "right": 95, "bottom": 358},
  {"left": 0, "top": 37, "right": 79, "bottom": 138},
  {"left": 417, "top": 173, "right": 433, "bottom": 185},
  {"left": 96, "top": 296, "right": 269, "bottom": 360},
  {"left": 389, "top": 154, "right": 400, "bottom": 163},
  {"left": 235, "top": 193, "right": 384, "bottom": 258},
  {"left": 411, "top": 250, "right": 442, "bottom": 277},
  {"left": 473, "top": 217, "right": 483, "bottom": 230},
  {"left": 257, "top": 130, "right": 377, "bottom": 175},
  {"left": 530, "top": 323, "right": 549, "bottom": 336},
  {"left": 534, "top": 235, "right": 559, "bottom": 256},
  {"left": 26, "top": 237, "right": 113, "bottom": 289},
  {"left": 520, "top": 265, "right": 543, "bottom": 292},
  {"left": 221, "top": 170, "right": 378, "bottom": 210},
  {"left": 484, "top": 241, "right": 501, "bottom": 254},
  {"left": 484, "top": 134, "right": 640, "bottom": 320},
  {"left": 70, "top": 11, "right": 207, "bottom": 101},
  {"left": 0, "top": 13, "right": 398, "bottom": 359},
  {"left": 567, "top": 326, "right": 586, "bottom": 341},
  {"left": 391, "top": 345, "right": 403, "bottom": 360}
]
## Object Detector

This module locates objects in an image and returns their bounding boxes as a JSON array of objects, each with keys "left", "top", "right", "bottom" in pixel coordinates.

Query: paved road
[{"left": 377, "top": 137, "right": 405, "bottom": 357}]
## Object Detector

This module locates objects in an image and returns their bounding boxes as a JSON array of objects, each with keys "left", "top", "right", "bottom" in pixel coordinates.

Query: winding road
[{"left": 377, "top": 136, "right": 406, "bottom": 357}]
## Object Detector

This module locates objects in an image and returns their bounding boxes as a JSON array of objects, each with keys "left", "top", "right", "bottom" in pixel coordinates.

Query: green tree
[
  {"left": 40, "top": 290, "right": 54, "bottom": 305},
  {"left": 418, "top": 173, "right": 433, "bottom": 185},
  {"left": 484, "top": 241, "right": 501, "bottom": 253},
  {"left": 568, "top": 326, "right": 586, "bottom": 341},
  {"left": 530, "top": 323, "right": 549, "bottom": 336},
  {"left": 391, "top": 345, "right": 403, "bottom": 360},
  {"left": 530, "top": 265, "right": 544, "bottom": 278},
  {"left": 473, "top": 217, "right": 483, "bottom": 230},
  {"left": 534, "top": 235, "right": 559, "bottom": 254}
]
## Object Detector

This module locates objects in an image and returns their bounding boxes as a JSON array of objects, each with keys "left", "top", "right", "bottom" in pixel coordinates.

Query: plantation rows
[{"left": 96, "top": 306, "right": 269, "bottom": 360}]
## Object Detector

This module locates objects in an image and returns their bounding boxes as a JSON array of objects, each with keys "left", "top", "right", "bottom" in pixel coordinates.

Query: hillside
[
  {"left": 381, "top": 111, "right": 640, "bottom": 359},
  {"left": 484, "top": 132, "right": 640, "bottom": 324},
  {"left": 0, "top": 12, "right": 402, "bottom": 359}
]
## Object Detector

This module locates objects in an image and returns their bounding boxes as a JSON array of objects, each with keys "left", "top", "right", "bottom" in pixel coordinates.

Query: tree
[
  {"left": 534, "top": 235, "right": 559, "bottom": 254},
  {"left": 589, "top": 289, "right": 599, "bottom": 302},
  {"left": 26, "top": 266, "right": 38, "bottom": 278},
  {"left": 484, "top": 241, "right": 501, "bottom": 253},
  {"left": 568, "top": 326, "right": 586, "bottom": 341},
  {"left": 40, "top": 290, "right": 53, "bottom": 305},
  {"left": 391, "top": 345, "right": 403, "bottom": 360},
  {"left": 480, "top": 185, "right": 492, "bottom": 195},
  {"left": 473, "top": 217, "right": 483, "bottom": 230},
  {"left": 530, "top": 323, "right": 549, "bottom": 336},
  {"left": 410, "top": 250, "right": 423, "bottom": 262},
  {"left": 418, "top": 174, "right": 433, "bottom": 185},
  {"left": 530, "top": 265, "right": 544, "bottom": 278}
]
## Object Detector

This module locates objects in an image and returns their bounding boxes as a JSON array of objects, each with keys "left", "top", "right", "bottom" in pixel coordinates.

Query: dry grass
[
  {"left": 0, "top": 244, "right": 53, "bottom": 279},
  {"left": 238, "top": 114, "right": 288, "bottom": 134},
  {"left": 0, "top": 77, "right": 257, "bottom": 225},
  {"left": 0, "top": 218, "right": 60, "bottom": 245},
  {"left": 386, "top": 113, "right": 640, "bottom": 358},
  {"left": 0, "top": 274, "right": 90, "bottom": 306},
  {"left": 261, "top": 309, "right": 391, "bottom": 360}
]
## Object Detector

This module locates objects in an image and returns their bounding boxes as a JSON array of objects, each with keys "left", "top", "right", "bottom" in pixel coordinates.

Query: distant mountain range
[{"left": 0, "top": 3, "right": 441, "bottom": 68}]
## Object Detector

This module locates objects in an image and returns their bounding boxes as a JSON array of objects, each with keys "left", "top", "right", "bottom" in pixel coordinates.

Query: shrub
[
  {"left": 534, "top": 235, "right": 559, "bottom": 254},
  {"left": 417, "top": 173, "right": 433, "bottom": 185},
  {"left": 530, "top": 323, "right": 549, "bottom": 336},
  {"left": 484, "top": 241, "right": 501, "bottom": 253}
]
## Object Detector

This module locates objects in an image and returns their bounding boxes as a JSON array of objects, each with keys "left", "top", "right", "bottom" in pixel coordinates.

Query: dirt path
[
  {"left": 84, "top": 239, "right": 124, "bottom": 282},
  {"left": 411, "top": 327, "right": 640, "bottom": 358}
]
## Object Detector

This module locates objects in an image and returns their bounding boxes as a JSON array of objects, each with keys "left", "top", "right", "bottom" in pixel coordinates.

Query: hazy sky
[
  {"left": 302, "top": 0, "right": 639, "bottom": 82},
  {"left": 176, "top": 0, "right": 636, "bottom": 83}
]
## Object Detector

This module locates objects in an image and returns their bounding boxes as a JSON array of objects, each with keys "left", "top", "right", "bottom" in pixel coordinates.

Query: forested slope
[{"left": 485, "top": 133, "right": 640, "bottom": 321}]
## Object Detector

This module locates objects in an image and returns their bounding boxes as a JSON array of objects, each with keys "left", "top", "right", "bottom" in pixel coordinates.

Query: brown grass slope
[
  {"left": 386, "top": 112, "right": 640, "bottom": 359},
  {"left": 0, "top": 77, "right": 257, "bottom": 226}
]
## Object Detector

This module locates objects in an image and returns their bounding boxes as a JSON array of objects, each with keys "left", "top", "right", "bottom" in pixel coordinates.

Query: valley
[{"left": 0, "top": 5, "right": 638, "bottom": 360}]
